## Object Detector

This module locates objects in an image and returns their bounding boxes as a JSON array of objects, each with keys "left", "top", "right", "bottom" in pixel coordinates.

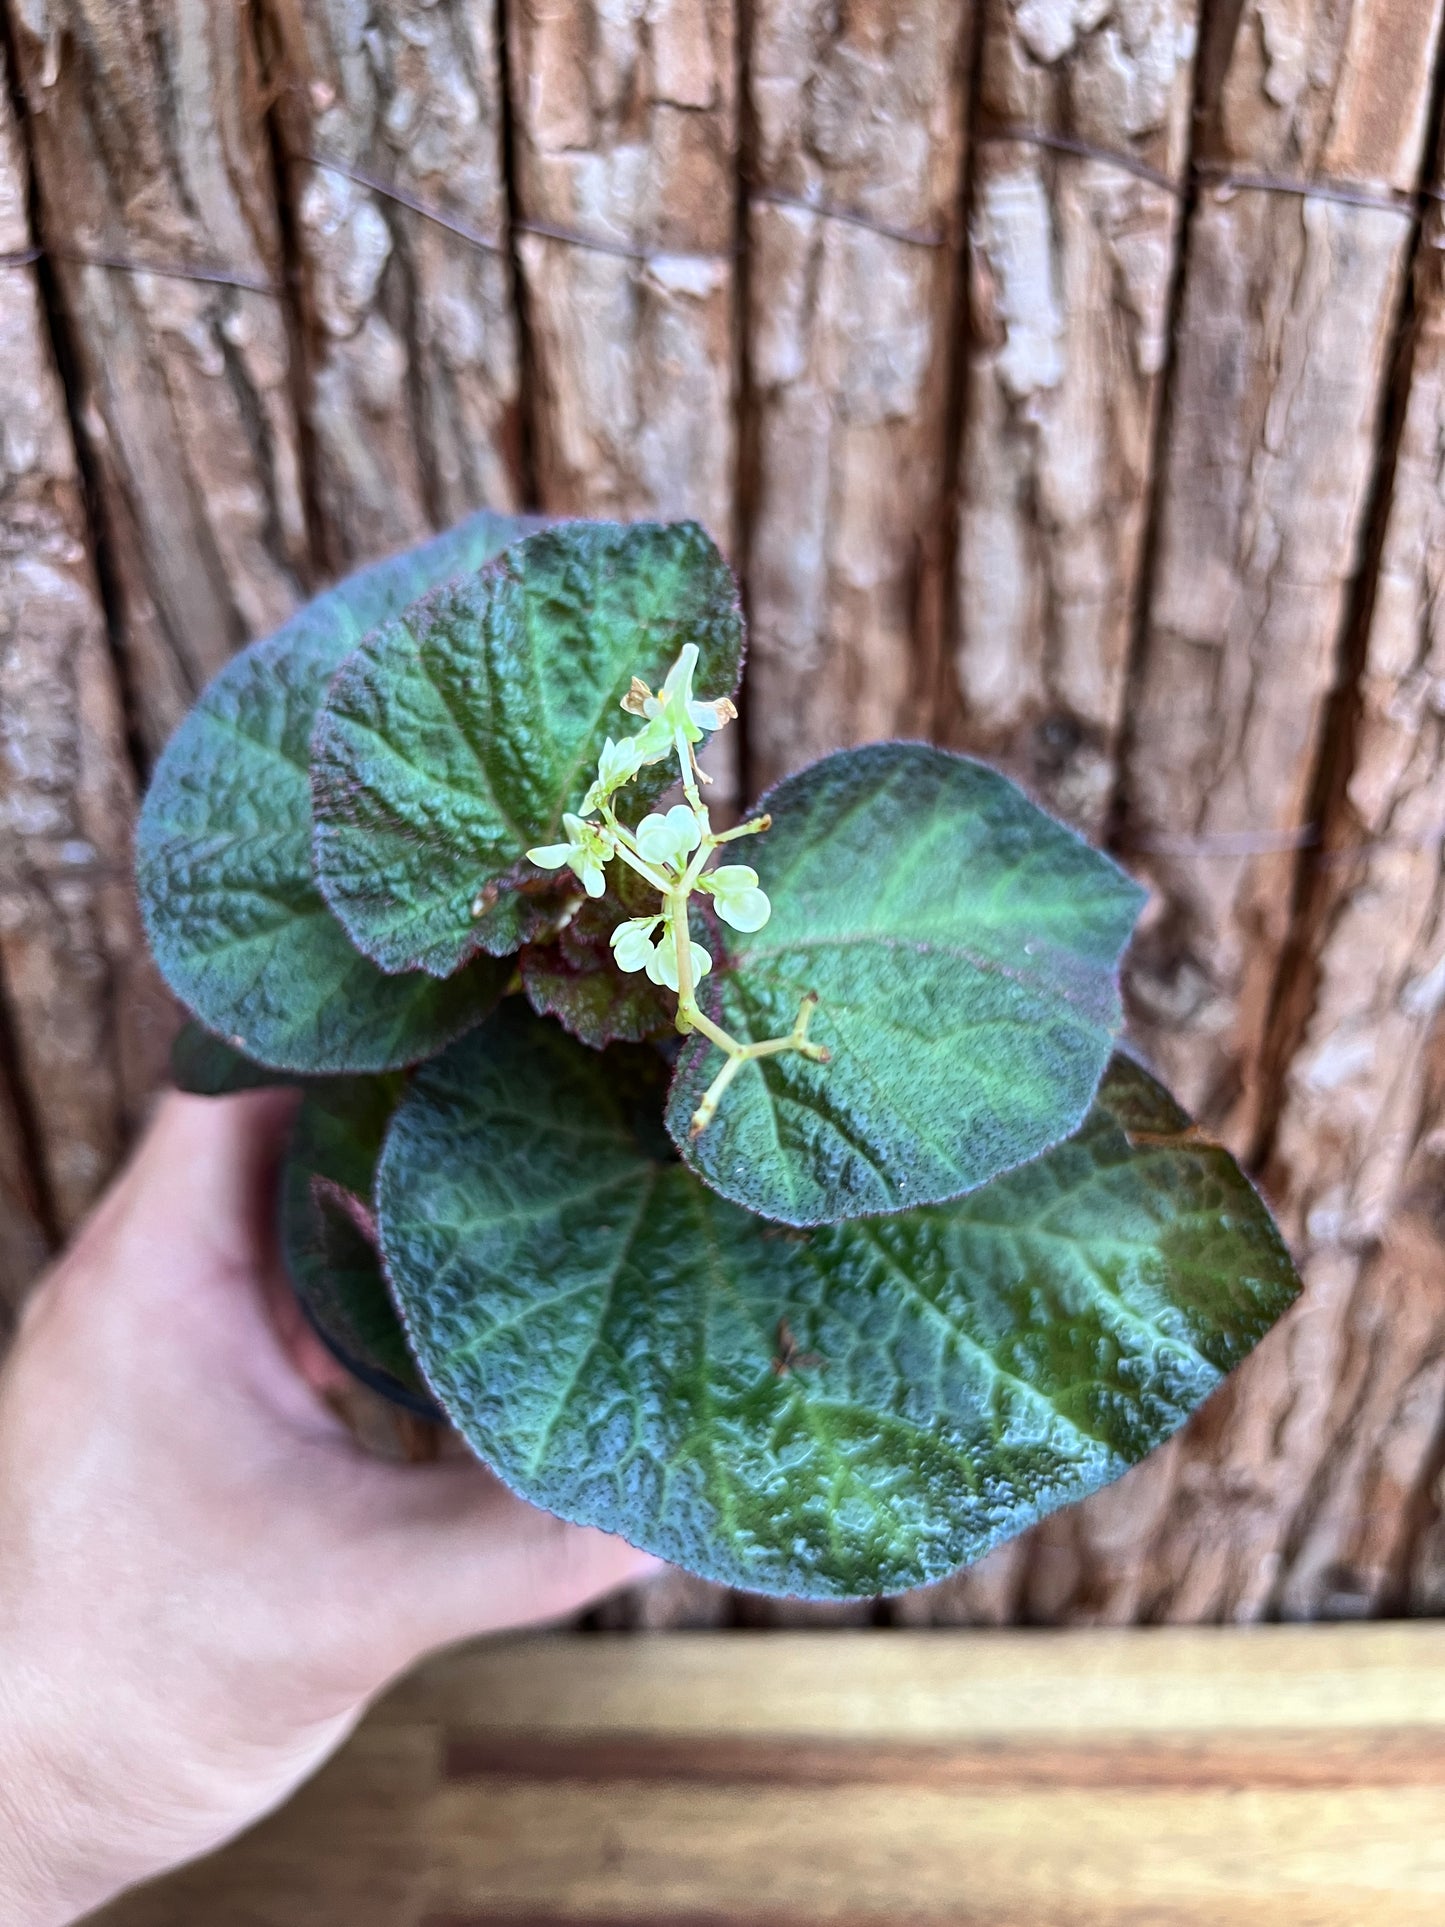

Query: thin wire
[
  {"left": 2, "top": 138, "right": 1429, "bottom": 293},
  {"left": 745, "top": 181, "right": 946, "bottom": 249},
  {"left": 0, "top": 242, "right": 276, "bottom": 293},
  {"left": 977, "top": 125, "right": 1423, "bottom": 220},
  {"left": 979, "top": 125, "right": 1180, "bottom": 197},
  {"left": 1194, "top": 160, "right": 1415, "bottom": 217}
]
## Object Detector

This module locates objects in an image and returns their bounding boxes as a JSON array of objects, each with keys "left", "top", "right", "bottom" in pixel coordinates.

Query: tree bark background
[{"left": 4, "top": 0, "right": 1445, "bottom": 1628}]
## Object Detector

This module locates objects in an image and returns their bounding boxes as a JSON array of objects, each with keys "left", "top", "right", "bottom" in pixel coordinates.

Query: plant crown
[{"left": 138, "top": 514, "right": 1301, "bottom": 1598}]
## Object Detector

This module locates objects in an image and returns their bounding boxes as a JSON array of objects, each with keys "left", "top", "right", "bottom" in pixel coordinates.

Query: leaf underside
[
  {"left": 310, "top": 520, "right": 745, "bottom": 979},
  {"left": 280, "top": 1075, "right": 438, "bottom": 1418},
  {"left": 136, "top": 511, "right": 536, "bottom": 1072},
  {"left": 668, "top": 743, "right": 1148, "bottom": 1226},
  {"left": 519, "top": 859, "right": 685, "bottom": 1049},
  {"left": 379, "top": 1003, "right": 1300, "bottom": 1600}
]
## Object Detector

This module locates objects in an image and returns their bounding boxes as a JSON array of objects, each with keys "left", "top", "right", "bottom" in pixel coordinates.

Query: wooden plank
[
  {"left": 743, "top": 0, "right": 971, "bottom": 793},
  {"left": 946, "top": 0, "right": 1195, "bottom": 832},
  {"left": 263, "top": 0, "right": 527, "bottom": 570},
  {"left": 504, "top": 0, "right": 737, "bottom": 542},
  {"left": 8, "top": 0, "right": 311, "bottom": 759},
  {"left": 1117, "top": 0, "right": 1445, "bottom": 1147},
  {"left": 0, "top": 32, "right": 172, "bottom": 1236},
  {"left": 98, "top": 1625, "right": 1445, "bottom": 1926}
]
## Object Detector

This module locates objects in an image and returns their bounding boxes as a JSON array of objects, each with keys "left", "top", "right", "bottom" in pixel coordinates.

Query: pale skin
[{"left": 0, "top": 1089, "right": 656, "bottom": 1927}]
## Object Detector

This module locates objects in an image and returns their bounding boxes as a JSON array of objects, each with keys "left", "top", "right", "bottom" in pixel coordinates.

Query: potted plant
[{"left": 138, "top": 514, "right": 1299, "bottom": 1599}]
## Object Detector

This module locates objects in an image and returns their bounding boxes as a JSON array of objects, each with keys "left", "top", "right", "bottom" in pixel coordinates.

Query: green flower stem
[
  {"left": 675, "top": 726, "right": 706, "bottom": 809},
  {"left": 667, "top": 887, "right": 828, "bottom": 1135},
  {"left": 600, "top": 808, "right": 671, "bottom": 894},
  {"left": 685, "top": 993, "right": 827, "bottom": 1138},
  {"left": 711, "top": 813, "right": 771, "bottom": 844},
  {"left": 675, "top": 811, "right": 770, "bottom": 895}
]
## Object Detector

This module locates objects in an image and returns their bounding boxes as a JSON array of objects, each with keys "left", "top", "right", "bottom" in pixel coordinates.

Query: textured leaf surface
[
  {"left": 379, "top": 1005, "right": 1299, "bottom": 1599},
  {"left": 311, "top": 521, "right": 744, "bottom": 978},
  {"left": 137, "top": 511, "right": 534, "bottom": 1071},
  {"left": 170, "top": 1020, "right": 294, "bottom": 1096},
  {"left": 669, "top": 744, "right": 1147, "bottom": 1224},
  {"left": 280, "top": 1074, "right": 437, "bottom": 1417},
  {"left": 519, "top": 860, "right": 681, "bottom": 1049}
]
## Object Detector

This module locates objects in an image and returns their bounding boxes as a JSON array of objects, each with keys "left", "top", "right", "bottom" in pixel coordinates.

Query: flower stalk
[{"left": 527, "top": 646, "right": 829, "bottom": 1133}]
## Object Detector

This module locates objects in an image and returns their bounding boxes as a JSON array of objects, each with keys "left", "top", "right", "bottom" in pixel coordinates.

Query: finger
[
  {"left": 346, "top": 1458, "right": 660, "bottom": 1665},
  {"left": 136, "top": 1088, "right": 301, "bottom": 1273}
]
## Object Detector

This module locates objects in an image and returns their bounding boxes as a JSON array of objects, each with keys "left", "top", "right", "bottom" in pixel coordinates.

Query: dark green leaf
[
  {"left": 280, "top": 1074, "right": 438, "bottom": 1417},
  {"left": 170, "top": 1020, "right": 296, "bottom": 1096},
  {"left": 668, "top": 743, "right": 1147, "bottom": 1225},
  {"left": 379, "top": 1005, "right": 1299, "bottom": 1600},
  {"left": 519, "top": 860, "right": 680, "bottom": 1050},
  {"left": 137, "top": 510, "right": 536, "bottom": 1072},
  {"left": 310, "top": 521, "right": 744, "bottom": 978}
]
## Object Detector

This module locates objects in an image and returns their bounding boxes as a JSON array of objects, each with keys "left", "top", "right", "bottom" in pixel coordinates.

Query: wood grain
[
  {"left": 1266, "top": 177, "right": 1445, "bottom": 1262},
  {"left": 97, "top": 1625, "right": 1445, "bottom": 1926},
  {"left": 8, "top": 0, "right": 311, "bottom": 760},
  {"left": 1062, "top": 0, "right": 1445, "bottom": 1628},
  {"left": 263, "top": 0, "right": 526, "bottom": 570},
  {"left": 1118, "top": 0, "right": 1445, "bottom": 1148},
  {"left": 947, "top": 0, "right": 1195, "bottom": 832},
  {"left": 743, "top": 0, "right": 971, "bottom": 793},
  {"left": 0, "top": 1051, "right": 50, "bottom": 1315},
  {"left": 504, "top": 0, "right": 737, "bottom": 541},
  {"left": 0, "top": 30, "right": 171, "bottom": 1236}
]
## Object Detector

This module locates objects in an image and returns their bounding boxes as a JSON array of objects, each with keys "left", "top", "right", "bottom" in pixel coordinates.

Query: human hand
[{"left": 0, "top": 1089, "right": 655, "bottom": 1926}]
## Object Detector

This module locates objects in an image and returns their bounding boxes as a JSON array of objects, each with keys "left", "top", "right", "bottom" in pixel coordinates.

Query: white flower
[
  {"left": 622, "top": 644, "right": 738, "bottom": 765},
  {"left": 609, "top": 911, "right": 711, "bottom": 990},
  {"left": 609, "top": 915, "right": 662, "bottom": 974},
  {"left": 634, "top": 804, "right": 702, "bottom": 872},
  {"left": 700, "top": 863, "right": 771, "bottom": 932},
  {"left": 582, "top": 734, "right": 645, "bottom": 813},
  {"left": 526, "top": 812, "right": 612, "bottom": 898},
  {"left": 647, "top": 929, "right": 712, "bottom": 992}
]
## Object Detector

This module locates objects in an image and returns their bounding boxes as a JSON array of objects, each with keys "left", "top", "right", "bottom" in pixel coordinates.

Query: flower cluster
[
  {"left": 527, "top": 643, "right": 826, "bottom": 1134},
  {"left": 527, "top": 644, "right": 770, "bottom": 994}
]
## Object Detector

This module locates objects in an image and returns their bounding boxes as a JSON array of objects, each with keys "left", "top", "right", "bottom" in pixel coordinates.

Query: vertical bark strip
[
  {"left": 0, "top": 1047, "right": 50, "bottom": 1318},
  {"left": 1117, "top": 0, "right": 1445, "bottom": 1148},
  {"left": 1058, "top": 0, "right": 1445, "bottom": 1626},
  {"left": 1255, "top": 157, "right": 1445, "bottom": 1619},
  {"left": 743, "top": 0, "right": 972, "bottom": 793},
  {"left": 946, "top": 0, "right": 1196, "bottom": 833},
  {"left": 1251, "top": 1015, "right": 1445, "bottom": 1618},
  {"left": 262, "top": 0, "right": 526, "bottom": 570},
  {"left": 8, "top": 0, "right": 310, "bottom": 760},
  {"left": 0, "top": 30, "right": 171, "bottom": 1237},
  {"left": 504, "top": 0, "right": 738, "bottom": 544},
  {"left": 1266, "top": 185, "right": 1445, "bottom": 1267}
]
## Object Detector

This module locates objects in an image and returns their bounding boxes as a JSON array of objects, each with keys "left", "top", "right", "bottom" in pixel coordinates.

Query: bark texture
[
  {"left": 504, "top": 0, "right": 737, "bottom": 543},
  {"left": 0, "top": 34, "right": 170, "bottom": 1243},
  {"left": 263, "top": 0, "right": 525, "bottom": 569},
  {"left": 1118, "top": 0, "right": 1444, "bottom": 1147},
  {"left": 0, "top": 1053, "right": 50, "bottom": 1315},
  {"left": 947, "top": 0, "right": 1194, "bottom": 832},
  {"left": 743, "top": 0, "right": 971, "bottom": 793},
  {"left": 8, "top": 0, "right": 310, "bottom": 759},
  {"left": 1045, "top": 0, "right": 1445, "bottom": 1626},
  {"left": 1206, "top": 170, "right": 1445, "bottom": 1625}
]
